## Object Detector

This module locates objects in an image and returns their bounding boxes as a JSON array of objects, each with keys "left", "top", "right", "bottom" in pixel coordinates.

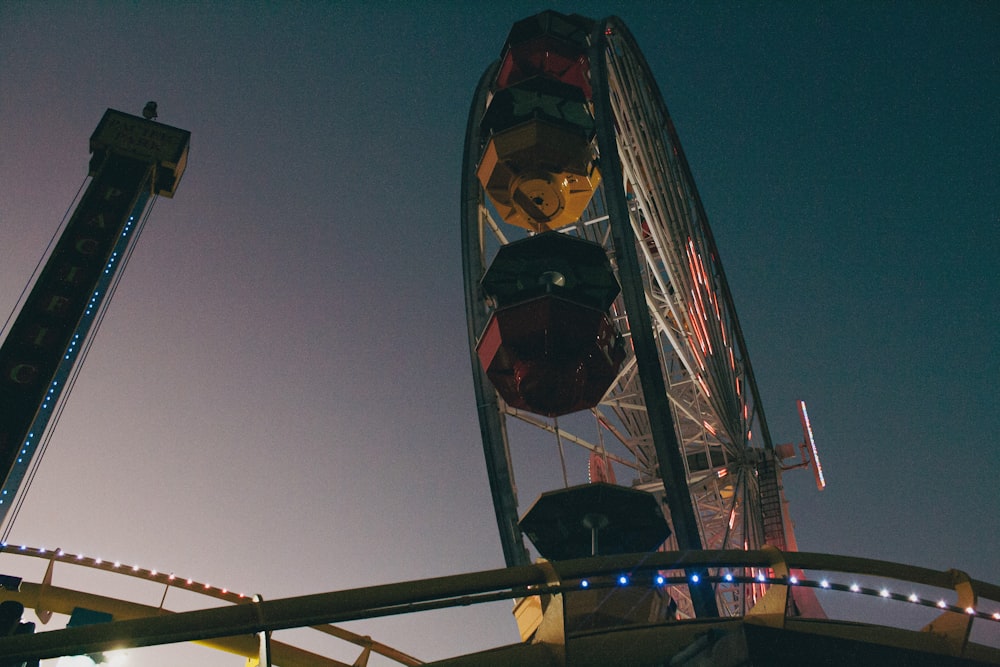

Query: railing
[{"left": 0, "top": 546, "right": 996, "bottom": 664}]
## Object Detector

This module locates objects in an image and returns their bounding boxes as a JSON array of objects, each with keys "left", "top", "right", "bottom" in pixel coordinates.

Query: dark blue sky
[{"left": 1, "top": 2, "right": 997, "bottom": 664}]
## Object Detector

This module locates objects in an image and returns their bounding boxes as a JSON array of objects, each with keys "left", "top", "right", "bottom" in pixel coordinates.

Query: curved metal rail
[
  {"left": 0, "top": 544, "right": 421, "bottom": 666},
  {"left": 0, "top": 548, "right": 995, "bottom": 664}
]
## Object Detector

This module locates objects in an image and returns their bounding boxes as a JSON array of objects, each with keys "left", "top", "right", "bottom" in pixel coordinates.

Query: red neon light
[{"left": 798, "top": 400, "right": 826, "bottom": 490}]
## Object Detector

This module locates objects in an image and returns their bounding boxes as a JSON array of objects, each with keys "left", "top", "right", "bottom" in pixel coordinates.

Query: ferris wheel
[{"left": 461, "top": 12, "right": 800, "bottom": 620}]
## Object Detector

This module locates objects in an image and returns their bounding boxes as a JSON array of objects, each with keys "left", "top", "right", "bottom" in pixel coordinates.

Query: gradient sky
[{"left": 1, "top": 2, "right": 997, "bottom": 664}]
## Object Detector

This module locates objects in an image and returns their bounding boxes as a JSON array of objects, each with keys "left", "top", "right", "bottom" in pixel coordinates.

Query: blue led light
[
  {"left": 618, "top": 575, "right": 629, "bottom": 586},
  {"left": 723, "top": 573, "right": 733, "bottom": 582},
  {"left": 655, "top": 575, "right": 665, "bottom": 585},
  {"left": 580, "top": 579, "right": 590, "bottom": 589},
  {"left": 690, "top": 573, "right": 700, "bottom": 584}
]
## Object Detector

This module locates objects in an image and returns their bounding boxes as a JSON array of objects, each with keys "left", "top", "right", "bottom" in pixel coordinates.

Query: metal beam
[
  {"left": 0, "top": 551, "right": 994, "bottom": 663},
  {"left": 589, "top": 18, "right": 718, "bottom": 619}
]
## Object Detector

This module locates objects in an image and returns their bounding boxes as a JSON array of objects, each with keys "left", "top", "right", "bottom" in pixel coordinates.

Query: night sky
[{"left": 1, "top": 2, "right": 997, "bottom": 665}]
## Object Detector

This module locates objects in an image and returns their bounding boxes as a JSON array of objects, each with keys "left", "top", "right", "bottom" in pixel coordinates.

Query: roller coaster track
[
  {"left": 0, "top": 545, "right": 997, "bottom": 665},
  {"left": 0, "top": 544, "right": 421, "bottom": 666}
]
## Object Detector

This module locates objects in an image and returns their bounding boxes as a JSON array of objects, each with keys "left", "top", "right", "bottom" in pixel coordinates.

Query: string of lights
[
  {"left": 0, "top": 543, "right": 249, "bottom": 603},
  {"left": 571, "top": 571, "right": 1000, "bottom": 622}
]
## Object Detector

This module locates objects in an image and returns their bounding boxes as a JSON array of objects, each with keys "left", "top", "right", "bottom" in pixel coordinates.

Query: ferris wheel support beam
[{"left": 590, "top": 19, "right": 717, "bottom": 619}]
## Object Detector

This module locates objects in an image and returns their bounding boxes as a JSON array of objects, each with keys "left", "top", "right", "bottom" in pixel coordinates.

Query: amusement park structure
[
  {"left": 0, "top": 109, "right": 189, "bottom": 534},
  {"left": 0, "top": 10, "right": 997, "bottom": 667},
  {"left": 461, "top": 9, "right": 819, "bottom": 621}
]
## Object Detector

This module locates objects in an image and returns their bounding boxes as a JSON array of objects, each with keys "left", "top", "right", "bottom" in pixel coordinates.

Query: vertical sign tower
[{"left": 0, "top": 109, "right": 190, "bottom": 524}]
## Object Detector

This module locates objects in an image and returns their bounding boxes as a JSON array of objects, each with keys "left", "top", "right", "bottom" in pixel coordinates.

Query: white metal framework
[{"left": 462, "top": 15, "right": 789, "bottom": 619}]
